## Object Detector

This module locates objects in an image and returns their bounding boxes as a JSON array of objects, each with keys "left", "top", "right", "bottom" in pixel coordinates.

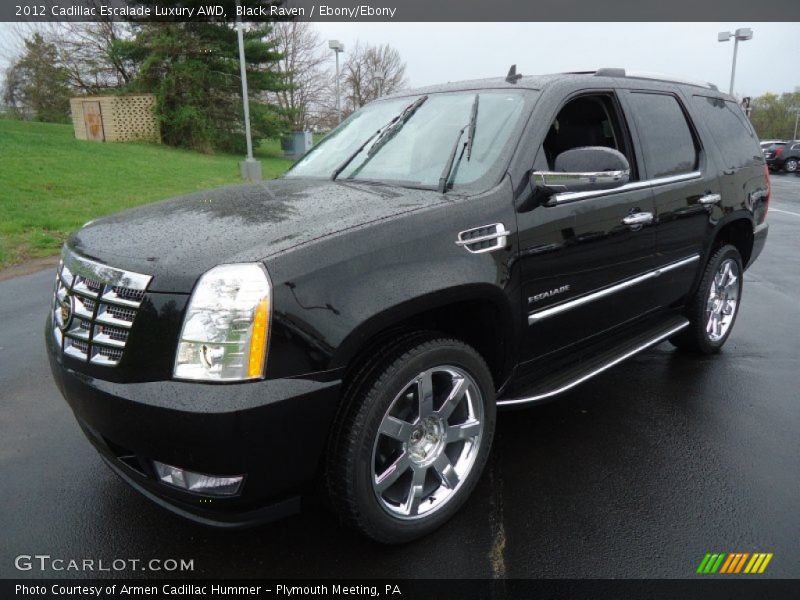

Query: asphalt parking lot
[{"left": 1, "top": 175, "right": 798, "bottom": 580}]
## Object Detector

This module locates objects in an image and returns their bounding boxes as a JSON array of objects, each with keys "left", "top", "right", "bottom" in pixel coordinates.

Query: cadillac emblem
[{"left": 57, "top": 294, "right": 74, "bottom": 332}]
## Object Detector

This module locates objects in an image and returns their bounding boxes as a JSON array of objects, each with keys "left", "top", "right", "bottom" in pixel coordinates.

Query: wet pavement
[{"left": 1, "top": 175, "right": 798, "bottom": 579}]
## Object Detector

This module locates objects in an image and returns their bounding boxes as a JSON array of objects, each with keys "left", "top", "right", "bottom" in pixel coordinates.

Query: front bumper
[{"left": 46, "top": 329, "right": 342, "bottom": 527}]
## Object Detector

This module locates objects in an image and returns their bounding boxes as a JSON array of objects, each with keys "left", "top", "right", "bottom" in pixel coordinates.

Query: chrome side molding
[
  {"left": 548, "top": 171, "right": 702, "bottom": 205},
  {"left": 497, "top": 320, "right": 690, "bottom": 407},
  {"left": 528, "top": 254, "right": 700, "bottom": 324}
]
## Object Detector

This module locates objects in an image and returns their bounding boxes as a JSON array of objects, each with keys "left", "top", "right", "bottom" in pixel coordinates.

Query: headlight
[{"left": 174, "top": 263, "right": 271, "bottom": 381}]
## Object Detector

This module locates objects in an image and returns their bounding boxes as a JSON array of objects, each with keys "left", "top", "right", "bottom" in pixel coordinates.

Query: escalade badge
[
  {"left": 58, "top": 294, "right": 74, "bottom": 332},
  {"left": 529, "top": 285, "right": 570, "bottom": 303}
]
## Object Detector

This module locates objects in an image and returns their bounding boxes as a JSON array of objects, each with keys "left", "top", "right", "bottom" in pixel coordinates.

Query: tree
[
  {"left": 3, "top": 33, "right": 71, "bottom": 122},
  {"left": 269, "top": 22, "right": 331, "bottom": 131},
  {"left": 48, "top": 20, "right": 137, "bottom": 94},
  {"left": 342, "top": 42, "right": 407, "bottom": 112},
  {"left": 119, "top": 19, "right": 286, "bottom": 153},
  {"left": 749, "top": 92, "right": 800, "bottom": 140}
]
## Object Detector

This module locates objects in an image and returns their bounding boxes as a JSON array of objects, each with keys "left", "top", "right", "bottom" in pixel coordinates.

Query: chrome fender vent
[{"left": 455, "top": 223, "right": 510, "bottom": 254}]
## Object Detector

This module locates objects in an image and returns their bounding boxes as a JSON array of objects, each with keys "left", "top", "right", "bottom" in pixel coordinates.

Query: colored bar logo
[{"left": 696, "top": 552, "right": 773, "bottom": 574}]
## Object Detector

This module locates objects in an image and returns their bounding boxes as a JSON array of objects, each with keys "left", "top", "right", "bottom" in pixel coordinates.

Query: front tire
[
  {"left": 327, "top": 335, "right": 496, "bottom": 544},
  {"left": 784, "top": 157, "right": 799, "bottom": 173},
  {"left": 670, "top": 244, "right": 743, "bottom": 354}
]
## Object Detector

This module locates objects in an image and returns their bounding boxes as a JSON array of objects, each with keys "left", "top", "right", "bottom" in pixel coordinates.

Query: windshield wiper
[
  {"left": 331, "top": 95, "right": 428, "bottom": 182},
  {"left": 437, "top": 94, "right": 479, "bottom": 193}
]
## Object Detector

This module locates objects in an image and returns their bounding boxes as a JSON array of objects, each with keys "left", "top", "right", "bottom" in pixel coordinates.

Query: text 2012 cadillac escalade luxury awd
[{"left": 47, "top": 68, "right": 769, "bottom": 543}]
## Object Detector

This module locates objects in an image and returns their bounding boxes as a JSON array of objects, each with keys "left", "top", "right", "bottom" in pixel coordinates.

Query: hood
[{"left": 69, "top": 177, "right": 446, "bottom": 293}]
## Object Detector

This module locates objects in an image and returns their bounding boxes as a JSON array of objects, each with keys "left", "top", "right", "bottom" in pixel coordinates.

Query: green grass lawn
[{"left": 0, "top": 119, "right": 295, "bottom": 269}]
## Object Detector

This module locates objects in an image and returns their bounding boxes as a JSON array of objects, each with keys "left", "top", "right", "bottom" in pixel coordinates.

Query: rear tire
[
  {"left": 327, "top": 335, "right": 496, "bottom": 544},
  {"left": 670, "top": 244, "right": 743, "bottom": 354}
]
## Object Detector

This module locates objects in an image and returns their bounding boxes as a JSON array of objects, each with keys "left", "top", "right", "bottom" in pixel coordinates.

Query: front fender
[{"left": 262, "top": 180, "right": 519, "bottom": 381}]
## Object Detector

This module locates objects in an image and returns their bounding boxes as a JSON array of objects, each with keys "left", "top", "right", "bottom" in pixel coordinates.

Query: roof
[{"left": 384, "top": 69, "right": 724, "bottom": 100}]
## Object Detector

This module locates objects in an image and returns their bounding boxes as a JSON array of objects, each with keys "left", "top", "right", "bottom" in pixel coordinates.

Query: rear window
[
  {"left": 691, "top": 96, "right": 761, "bottom": 169},
  {"left": 628, "top": 92, "right": 699, "bottom": 179}
]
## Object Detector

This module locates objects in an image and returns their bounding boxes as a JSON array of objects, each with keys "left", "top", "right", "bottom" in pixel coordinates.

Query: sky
[
  {"left": 1, "top": 22, "right": 798, "bottom": 97},
  {"left": 310, "top": 22, "right": 800, "bottom": 98}
]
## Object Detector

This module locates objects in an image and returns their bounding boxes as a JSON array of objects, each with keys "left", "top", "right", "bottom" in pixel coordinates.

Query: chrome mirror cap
[{"left": 532, "top": 168, "right": 631, "bottom": 197}]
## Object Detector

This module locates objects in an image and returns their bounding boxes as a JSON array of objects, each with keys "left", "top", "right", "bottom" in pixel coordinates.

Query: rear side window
[
  {"left": 691, "top": 96, "right": 760, "bottom": 169},
  {"left": 628, "top": 92, "right": 698, "bottom": 179}
]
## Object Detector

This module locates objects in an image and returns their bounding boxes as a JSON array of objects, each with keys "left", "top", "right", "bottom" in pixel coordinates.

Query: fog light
[{"left": 153, "top": 461, "right": 244, "bottom": 497}]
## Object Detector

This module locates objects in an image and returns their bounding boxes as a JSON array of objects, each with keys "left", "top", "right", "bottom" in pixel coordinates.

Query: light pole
[
  {"left": 373, "top": 69, "right": 386, "bottom": 98},
  {"left": 235, "top": 0, "right": 261, "bottom": 181},
  {"left": 791, "top": 107, "right": 800, "bottom": 140},
  {"left": 329, "top": 40, "right": 345, "bottom": 123},
  {"left": 718, "top": 27, "right": 753, "bottom": 96}
]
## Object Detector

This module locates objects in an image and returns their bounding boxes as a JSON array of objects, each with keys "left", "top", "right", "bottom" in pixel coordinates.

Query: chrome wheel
[
  {"left": 705, "top": 258, "right": 740, "bottom": 342},
  {"left": 785, "top": 158, "right": 798, "bottom": 173},
  {"left": 371, "top": 365, "right": 484, "bottom": 520}
]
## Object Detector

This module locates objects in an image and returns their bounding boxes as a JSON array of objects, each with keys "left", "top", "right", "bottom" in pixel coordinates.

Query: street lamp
[
  {"left": 718, "top": 27, "right": 753, "bottom": 96},
  {"left": 235, "top": 0, "right": 261, "bottom": 181},
  {"left": 373, "top": 69, "right": 386, "bottom": 98},
  {"left": 791, "top": 107, "right": 800, "bottom": 141},
  {"left": 329, "top": 40, "right": 345, "bottom": 123}
]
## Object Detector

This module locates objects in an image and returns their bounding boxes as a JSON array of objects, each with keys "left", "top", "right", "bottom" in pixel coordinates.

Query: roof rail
[{"left": 594, "top": 68, "right": 719, "bottom": 91}]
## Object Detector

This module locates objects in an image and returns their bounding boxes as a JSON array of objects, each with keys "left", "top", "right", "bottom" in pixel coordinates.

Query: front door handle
[
  {"left": 621, "top": 212, "right": 654, "bottom": 227},
  {"left": 698, "top": 193, "right": 722, "bottom": 205}
]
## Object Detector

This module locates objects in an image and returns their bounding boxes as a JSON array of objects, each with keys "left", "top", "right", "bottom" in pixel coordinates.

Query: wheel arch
[
  {"left": 331, "top": 284, "right": 517, "bottom": 392},
  {"left": 708, "top": 213, "right": 755, "bottom": 268}
]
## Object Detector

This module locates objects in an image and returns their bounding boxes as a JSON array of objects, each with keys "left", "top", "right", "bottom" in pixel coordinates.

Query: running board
[{"left": 497, "top": 316, "right": 689, "bottom": 407}]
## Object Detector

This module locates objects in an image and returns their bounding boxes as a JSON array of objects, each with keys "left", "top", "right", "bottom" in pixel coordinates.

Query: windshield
[{"left": 286, "top": 91, "right": 527, "bottom": 189}]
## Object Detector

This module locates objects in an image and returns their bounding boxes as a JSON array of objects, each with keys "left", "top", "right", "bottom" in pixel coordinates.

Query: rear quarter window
[{"left": 691, "top": 96, "right": 761, "bottom": 169}]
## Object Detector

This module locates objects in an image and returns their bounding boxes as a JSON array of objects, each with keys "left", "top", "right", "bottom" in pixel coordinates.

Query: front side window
[
  {"left": 541, "top": 94, "right": 631, "bottom": 172},
  {"left": 286, "top": 91, "right": 528, "bottom": 190},
  {"left": 628, "top": 92, "right": 699, "bottom": 179}
]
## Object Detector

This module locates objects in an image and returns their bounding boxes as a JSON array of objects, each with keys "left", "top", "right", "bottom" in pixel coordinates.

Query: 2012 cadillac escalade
[{"left": 46, "top": 68, "right": 769, "bottom": 543}]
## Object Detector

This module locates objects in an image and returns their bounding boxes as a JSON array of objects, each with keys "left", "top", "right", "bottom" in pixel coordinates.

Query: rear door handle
[
  {"left": 698, "top": 193, "right": 722, "bottom": 205},
  {"left": 621, "top": 212, "right": 654, "bottom": 227}
]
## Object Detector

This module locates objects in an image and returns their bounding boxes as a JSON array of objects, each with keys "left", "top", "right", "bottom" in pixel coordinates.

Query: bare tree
[
  {"left": 342, "top": 42, "right": 407, "bottom": 111},
  {"left": 48, "top": 20, "right": 135, "bottom": 93},
  {"left": 269, "top": 22, "right": 331, "bottom": 131},
  {"left": 2, "top": 14, "right": 134, "bottom": 96}
]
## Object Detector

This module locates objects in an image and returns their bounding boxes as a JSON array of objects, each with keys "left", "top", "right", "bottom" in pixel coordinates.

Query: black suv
[
  {"left": 764, "top": 140, "right": 799, "bottom": 173},
  {"left": 47, "top": 68, "right": 769, "bottom": 543}
]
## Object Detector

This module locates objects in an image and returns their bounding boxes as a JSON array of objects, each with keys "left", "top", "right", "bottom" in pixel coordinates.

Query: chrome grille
[{"left": 52, "top": 247, "right": 152, "bottom": 366}]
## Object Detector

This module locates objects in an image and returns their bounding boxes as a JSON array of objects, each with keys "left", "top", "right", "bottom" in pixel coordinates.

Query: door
[
  {"left": 622, "top": 90, "right": 717, "bottom": 306},
  {"left": 82, "top": 101, "right": 104, "bottom": 141},
  {"left": 517, "top": 91, "right": 657, "bottom": 363}
]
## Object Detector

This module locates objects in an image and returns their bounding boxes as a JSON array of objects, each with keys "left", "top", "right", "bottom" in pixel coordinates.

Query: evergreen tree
[
  {"left": 3, "top": 33, "right": 71, "bottom": 123},
  {"left": 119, "top": 12, "right": 286, "bottom": 153}
]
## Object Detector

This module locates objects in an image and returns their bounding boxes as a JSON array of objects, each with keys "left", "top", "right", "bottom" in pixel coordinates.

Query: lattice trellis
[{"left": 71, "top": 94, "right": 160, "bottom": 143}]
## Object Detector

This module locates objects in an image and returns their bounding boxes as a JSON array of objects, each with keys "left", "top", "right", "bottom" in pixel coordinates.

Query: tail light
[{"left": 775, "top": 147, "right": 783, "bottom": 158}]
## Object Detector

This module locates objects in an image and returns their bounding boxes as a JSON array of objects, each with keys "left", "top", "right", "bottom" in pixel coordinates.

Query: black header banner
[{"left": 3, "top": 0, "right": 800, "bottom": 22}]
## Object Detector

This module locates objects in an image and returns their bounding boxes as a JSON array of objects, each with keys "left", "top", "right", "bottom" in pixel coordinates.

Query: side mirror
[{"left": 531, "top": 147, "right": 631, "bottom": 202}]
